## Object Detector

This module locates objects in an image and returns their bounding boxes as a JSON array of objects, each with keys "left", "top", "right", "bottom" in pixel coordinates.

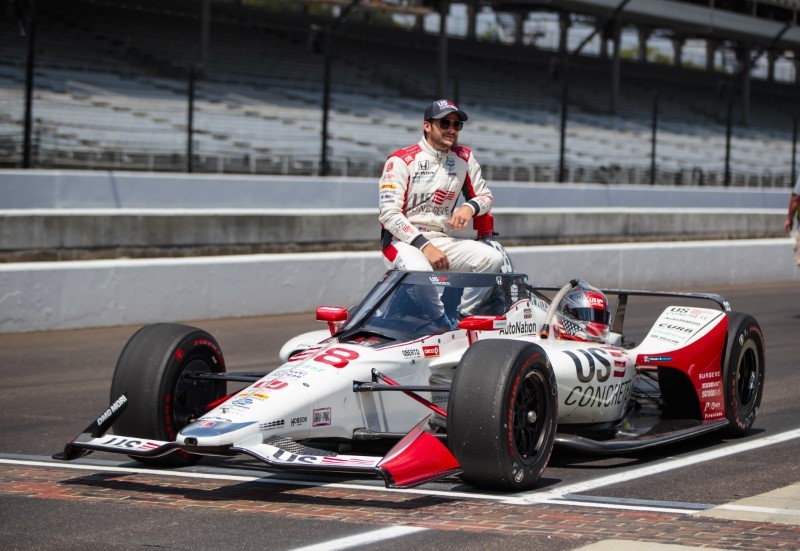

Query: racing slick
[{"left": 378, "top": 99, "right": 504, "bottom": 323}]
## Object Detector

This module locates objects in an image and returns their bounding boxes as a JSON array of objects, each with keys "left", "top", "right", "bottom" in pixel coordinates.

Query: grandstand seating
[{"left": 0, "top": 0, "right": 797, "bottom": 185}]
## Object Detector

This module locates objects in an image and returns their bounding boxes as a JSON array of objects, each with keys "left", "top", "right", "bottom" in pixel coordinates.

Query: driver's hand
[
  {"left": 785, "top": 217, "right": 794, "bottom": 234},
  {"left": 423, "top": 244, "right": 449, "bottom": 270},
  {"left": 448, "top": 205, "right": 474, "bottom": 231}
]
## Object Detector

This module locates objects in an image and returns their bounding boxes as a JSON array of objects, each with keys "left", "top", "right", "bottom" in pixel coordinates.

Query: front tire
[
  {"left": 447, "top": 340, "right": 557, "bottom": 491},
  {"left": 110, "top": 323, "right": 227, "bottom": 466},
  {"left": 723, "top": 313, "right": 765, "bottom": 436}
]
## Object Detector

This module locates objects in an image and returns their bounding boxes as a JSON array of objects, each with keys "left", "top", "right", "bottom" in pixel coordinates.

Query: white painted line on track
[
  {"left": 715, "top": 504, "right": 800, "bottom": 517},
  {"left": 286, "top": 526, "right": 428, "bottom": 551},
  {"left": 516, "top": 428, "right": 800, "bottom": 503},
  {"left": 0, "top": 457, "right": 741, "bottom": 515},
  {"left": 0, "top": 457, "right": 512, "bottom": 503},
  {"left": 5, "top": 427, "right": 800, "bottom": 516},
  {"left": 537, "top": 499, "right": 696, "bottom": 515}
]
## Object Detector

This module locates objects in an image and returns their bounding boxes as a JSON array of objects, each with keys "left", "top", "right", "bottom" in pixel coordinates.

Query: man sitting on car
[{"left": 378, "top": 99, "right": 504, "bottom": 327}]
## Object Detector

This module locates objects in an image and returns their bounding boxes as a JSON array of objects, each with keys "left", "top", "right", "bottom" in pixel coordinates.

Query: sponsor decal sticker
[
  {"left": 320, "top": 456, "right": 377, "bottom": 467},
  {"left": 429, "top": 275, "right": 450, "bottom": 286},
  {"left": 260, "top": 419, "right": 285, "bottom": 431},
  {"left": 698, "top": 371, "right": 722, "bottom": 380},
  {"left": 98, "top": 436, "right": 162, "bottom": 451},
  {"left": 264, "top": 449, "right": 380, "bottom": 468},
  {"left": 96, "top": 395, "right": 127, "bottom": 427},
  {"left": 275, "top": 369, "right": 308, "bottom": 380},
  {"left": 291, "top": 416, "right": 307, "bottom": 427},
  {"left": 499, "top": 321, "right": 536, "bottom": 335},
  {"left": 587, "top": 295, "right": 605, "bottom": 308},
  {"left": 643, "top": 355, "right": 672, "bottom": 363},
  {"left": 531, "top": 297, "right": 549, "bottom": 311},
  {"left": 431, "top": 393, "right": 448, "bottom": 404},
  {"left": 313, "top": 407, "right": 332, "bottom": 427},
  {"left": 563, "top": 380, "right": 634, "bottom": 408},
  {"left": 423, "top": 345, "right": 440, "bottom": 358}
]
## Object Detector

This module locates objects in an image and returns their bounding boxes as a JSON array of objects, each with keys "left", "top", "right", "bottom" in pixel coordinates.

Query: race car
[{"left": 54, "top": 222, "right": 765, "bottom": 492}]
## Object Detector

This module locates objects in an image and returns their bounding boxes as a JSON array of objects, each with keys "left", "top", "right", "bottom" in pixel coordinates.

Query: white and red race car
[{"left": 55, "top": 225, "right": 765, "bottom": 492}]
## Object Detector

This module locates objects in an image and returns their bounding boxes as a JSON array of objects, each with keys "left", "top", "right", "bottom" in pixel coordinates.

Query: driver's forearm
[{"left": 789, "top": 195, "right": 800, "bottom": 220}]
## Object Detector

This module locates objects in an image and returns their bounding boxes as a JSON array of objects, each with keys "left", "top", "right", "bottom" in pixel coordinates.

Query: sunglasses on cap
[{"left": 429, "top": 119, "right": 464, "bottom": 131}]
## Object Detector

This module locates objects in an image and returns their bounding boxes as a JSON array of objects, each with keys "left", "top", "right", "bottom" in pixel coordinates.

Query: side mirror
[
  {"left": 316, "top": 306, "right": 348, "bottom": 335},
  {"left": 458, "top": 315, "right": 507, "bottom": 331}
]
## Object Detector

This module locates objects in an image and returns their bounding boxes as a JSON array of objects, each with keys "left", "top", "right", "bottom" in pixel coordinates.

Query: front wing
[{"left": 54, "top": 398, "right": 460, "bottom": 489}]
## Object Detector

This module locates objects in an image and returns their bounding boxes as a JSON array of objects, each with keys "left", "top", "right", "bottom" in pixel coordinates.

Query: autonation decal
[{"left": 499, "top": 321, "right": 536, "bottom": 335}]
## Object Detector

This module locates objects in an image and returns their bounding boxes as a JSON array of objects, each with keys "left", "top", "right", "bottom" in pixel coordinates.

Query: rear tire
[
  {"left": 110, "top": 323, "right": 227, "bottom": 466},
  {"left": 723, "top": 313, "right": 765, "bottom": 436},
  {"left": 447, "top": 340, "right": 557, "bottom": 491}
]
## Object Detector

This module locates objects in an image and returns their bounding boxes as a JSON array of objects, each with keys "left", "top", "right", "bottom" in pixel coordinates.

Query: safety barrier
[{"left": 0, "top": 238, "right": 796, "bottom": 333}]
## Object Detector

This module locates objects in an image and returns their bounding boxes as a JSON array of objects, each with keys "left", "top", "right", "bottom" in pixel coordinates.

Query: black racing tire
[
  {"left": 722, "top": 313, "right": 765, "bottom": 436},
  {"left": 447, "top": 339, "right": 557, "bottom": 491},
  {"left": 110, "top": 323, "right": 227, "bottom": 467}
]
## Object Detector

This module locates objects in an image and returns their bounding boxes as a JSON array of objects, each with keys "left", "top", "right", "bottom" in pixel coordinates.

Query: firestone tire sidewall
[
  {"left": 448, "top": 339, "right": 557, "bottom": 491},
  {"left": 723, "top": 313, "right": 765, "bottom": 436},
  {"left": 109, "top": 323, "right": 226, "bottom": 466}
]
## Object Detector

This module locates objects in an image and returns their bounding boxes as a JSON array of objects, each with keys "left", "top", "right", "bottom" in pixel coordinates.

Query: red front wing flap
[
  {"left": 233, "top": 417, "right": 461, "bottom": 489},
  {"left": 377, "top": 418, "right": 461, "bottom": 488}
]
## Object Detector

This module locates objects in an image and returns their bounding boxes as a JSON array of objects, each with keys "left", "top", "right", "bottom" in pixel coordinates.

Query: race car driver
[
  {"left": 378, "top": 100, "right": 504, "bottom": 325},
  {"left": 553, "top": 280, "right": 611, "bottom": 344}
]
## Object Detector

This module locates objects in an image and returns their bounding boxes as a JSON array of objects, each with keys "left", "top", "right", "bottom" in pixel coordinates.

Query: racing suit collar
[{"left": 420, "top": 137, "right": 449, "bottom": 161}]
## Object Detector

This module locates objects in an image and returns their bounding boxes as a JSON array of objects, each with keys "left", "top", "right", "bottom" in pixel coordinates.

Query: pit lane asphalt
[{"left": 1, "top": 281, "right": 799, "bottom": 550}]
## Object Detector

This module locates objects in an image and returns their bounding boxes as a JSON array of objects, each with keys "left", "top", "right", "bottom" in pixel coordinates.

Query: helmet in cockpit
[{"left": 553, "top": 280, "right": 610, "bottom": 343}]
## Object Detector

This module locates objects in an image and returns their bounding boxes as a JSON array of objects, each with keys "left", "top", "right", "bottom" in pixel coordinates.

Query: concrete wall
[
  {"left": 1, "top": 170, "right": 795, "bottom": 333},
  {"left": 0, "top": 208, "right": 785, "bottom": 258},
  {"left": 0, "top": 170, "right": 790, "bottom": 209},
  {"left": 1, "top": 238, "right": 796, "bottom": 334}
]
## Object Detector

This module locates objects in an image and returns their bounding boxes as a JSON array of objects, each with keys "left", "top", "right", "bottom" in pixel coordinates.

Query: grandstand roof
[{"left": 494, "top": 0, "right": 800, "bottom": 49}]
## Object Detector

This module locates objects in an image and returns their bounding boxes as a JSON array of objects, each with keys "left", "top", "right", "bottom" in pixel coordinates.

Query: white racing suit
[{"left": 378, "top": 138, "right": 504, "bottom": 322}]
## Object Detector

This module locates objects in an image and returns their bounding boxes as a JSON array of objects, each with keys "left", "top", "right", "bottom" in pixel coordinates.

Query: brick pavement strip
[{"left": 3, "top": 466, "right": 800, "bottom": 549}]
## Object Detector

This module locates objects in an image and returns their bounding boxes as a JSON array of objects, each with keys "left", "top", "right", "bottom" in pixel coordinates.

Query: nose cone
[{"left": 178, "top": 420, "right": 258, "bottom": 447}]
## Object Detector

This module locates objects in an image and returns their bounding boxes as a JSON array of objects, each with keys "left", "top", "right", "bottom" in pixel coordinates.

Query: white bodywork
[{"left": 177, "top": 293, "right": 726, "bottom": 448}]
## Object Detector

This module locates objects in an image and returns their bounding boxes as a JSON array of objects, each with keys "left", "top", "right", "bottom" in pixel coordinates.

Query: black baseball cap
[{"left": 424, "top": 99, "right": 468, "bottom": 121}]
